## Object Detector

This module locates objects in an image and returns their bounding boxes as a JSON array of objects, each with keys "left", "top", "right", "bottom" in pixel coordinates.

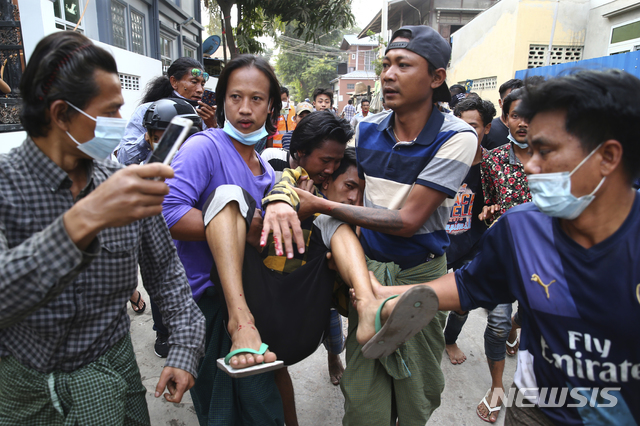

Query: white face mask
[
  {"left": 508, "top": 131, "right": 528, "bottom": 149},
  {"left": 65, "top": 102, "right": 126, "bottom": 160},
  {"left": 528, "top": 143, "right": 605, "bottom": 220},
  {"left": 282, "top": 101, "right": 290, "bottom": 110}
]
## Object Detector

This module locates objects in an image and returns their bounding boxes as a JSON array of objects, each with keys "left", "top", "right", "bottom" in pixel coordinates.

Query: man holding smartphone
[{"left": 0, "top": 32, "right": 205, "bottom": 425}]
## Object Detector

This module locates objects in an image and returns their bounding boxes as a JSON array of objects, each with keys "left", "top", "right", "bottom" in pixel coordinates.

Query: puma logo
[{"left": 531, "top": 274, "right": 556, "bottom": 299}]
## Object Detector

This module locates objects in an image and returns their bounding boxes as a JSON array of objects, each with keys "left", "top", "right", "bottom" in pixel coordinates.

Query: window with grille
[
  {"left": 130, "top": 10, "right": 145, "bottom": 55},
  {"left": 53, "top": 0, "right": 84, "bottom": 31},
  {"left": 347, "top": 83, "right": 355, "bottom": 90},
  {"left": 111, "top": 1, "right": 127, "bottom": 49},
  {"left": 527, "top": 45, "right": 583, "bottom": 69},
  {"left": 119, "top": 74, "right": 140, "bottom": 91},
  {"left": 161, "top": 35, "right": 173, "bottom": 73},
  {"left": 363, "top": 50, "right": 376, "bottom": 72}
]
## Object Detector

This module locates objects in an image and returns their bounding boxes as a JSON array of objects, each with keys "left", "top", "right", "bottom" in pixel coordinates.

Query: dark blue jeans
[{"left": 150, "top": 297, "right": 169, "bottom": 336}]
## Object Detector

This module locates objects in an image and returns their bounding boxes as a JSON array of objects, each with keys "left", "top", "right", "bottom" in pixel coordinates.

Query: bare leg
[
  {"left": 327, "top": 352, "right": 344, "bottom": 385},
  {"left": 477, "top": 358, "right": 505, "bottom": 422},
  {"left": 205, "top": 201, "right": 276, "bottom": 367},
  {"left": 329, "top": 224, "right": 399, "bottom": 345},
  {"left": 444, "top": 310, "right": 468, "bottom": 364},
  {"left": 274, "top": 368, "right": 299, "bottom": 426},
  {"left": 506, "top": 317, "right": 520, "bottom": 356}
]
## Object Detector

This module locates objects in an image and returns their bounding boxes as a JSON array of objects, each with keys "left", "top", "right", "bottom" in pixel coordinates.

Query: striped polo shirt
[{"left": 355, "top": 109, "right": 477, "bottom": 269}]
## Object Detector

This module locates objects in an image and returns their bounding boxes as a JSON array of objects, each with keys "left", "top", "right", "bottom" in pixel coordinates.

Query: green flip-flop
[
  {"left": 224, "top": 343, "right": 269, "bottom": 365},
  {"left": 361, "top": 285, "right": 439, "bottom": 359},
  {"left": 218, "top": 343, "right": 284, "bottom": 378}
]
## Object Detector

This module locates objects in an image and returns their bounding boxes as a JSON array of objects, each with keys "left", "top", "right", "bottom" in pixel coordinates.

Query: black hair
[
  {"left": 280, "top": 86, "right": 289, "bottom": 96},
  {"left": 498, "top": 78, "right": 523, "bottom": 99},
  {"left": 523, "top": 75, "right": 545, "bottom": 87},
  {"left": 331, "top": 146, "right": 357, "bottom": 180},
  {"left": 517, "top": 69, "right": 640, "bottom": 180},
  {"left": 360, "top": 98, "right": 370, "bottom": 105},
  {"left": 502, "top": 88, "right": 525, "bottom": 119},
  {"left": 348, "top": 99, "right": 353, "bottom": 105},
  {"left": 450, "top": 84, "right": 466, "bottom": 96},
  {"left": 312, "top": 87, "right": 334, "bottom": 105},
  {"left": 19, "top": 31, "right": 118, "bottom": 138},
  {"left": 142, "top": 57, "right": 204, "bottom": 104},
  {"left": 290, "top": 110, "right": 353, "bottom": 160},
  {"left": 215, "top": 54, "right": 281, "bottom": 135},
  {"left": 454, "top": 97, "right": 497, "bottom": 128}
]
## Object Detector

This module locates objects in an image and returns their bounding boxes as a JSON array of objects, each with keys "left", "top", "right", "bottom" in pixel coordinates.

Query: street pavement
[{"left": 130, "top": 283, "right": 517, "bottom": 425}]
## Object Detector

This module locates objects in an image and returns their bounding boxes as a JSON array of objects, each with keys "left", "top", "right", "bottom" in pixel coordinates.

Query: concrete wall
[
  {"left": 93, "top": 41, "right": 163, "bottom": 119},
  {"left": 17, "top": 0, "right": 56, "bottom": 60},
  {"left": 1, "top": 131, "right": 27, "bottom": 154},
  {"left": 449, "top": 0, "right": 589, "bottom": 107},
  {"left": 583, "top": 0, "right": 640, "bottom": 58}
]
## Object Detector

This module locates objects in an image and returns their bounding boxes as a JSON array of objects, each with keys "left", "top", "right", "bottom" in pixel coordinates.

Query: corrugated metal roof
[
  {"left": 341, "top": 34, "right": 379, "bottom": 49},
  {"left": 336, "top": 70, "right": 379, "bottom": 79}
]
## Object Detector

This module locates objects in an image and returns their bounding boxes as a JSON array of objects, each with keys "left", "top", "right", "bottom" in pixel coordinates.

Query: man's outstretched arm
[
  {"left": 366, "top": 271, "right": 462, "bottom": 312},
  {"left": 263, "top": 183, "right": 448, "bottom": 257}
]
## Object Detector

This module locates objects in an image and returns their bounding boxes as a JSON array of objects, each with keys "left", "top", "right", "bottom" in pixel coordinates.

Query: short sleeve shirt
[
  {"left": 455, "top": 199, "right": 640, "bottom": 425},
  {"left": 163, "top": 129, "right": 275, "bottom": 301},
  {"left": 481, "top": 143, "right": 532, "bottom": 223},
  {"left": 355, "top": 109, "right": 477, "bottom": 269}
]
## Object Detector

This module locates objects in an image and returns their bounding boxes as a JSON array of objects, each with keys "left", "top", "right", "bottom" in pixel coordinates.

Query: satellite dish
[{"left": 203, "top": 35, "right": 221, "bottom": 56}]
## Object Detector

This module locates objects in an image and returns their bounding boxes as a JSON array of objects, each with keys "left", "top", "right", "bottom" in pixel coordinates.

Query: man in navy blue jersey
[{"left": 374, "top": 69, "right": 640, "bottom": 425}]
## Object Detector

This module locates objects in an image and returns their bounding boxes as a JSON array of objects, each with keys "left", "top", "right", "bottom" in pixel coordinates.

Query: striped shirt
[{"left": 355, "top": 109, "right": 477, "bottom": 269}]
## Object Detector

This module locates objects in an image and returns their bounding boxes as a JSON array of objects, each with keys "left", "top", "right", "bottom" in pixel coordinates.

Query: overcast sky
[
  {"left": 353, "top": 0, "right": 381, "bottom": 30},
  {"left": 202, "top": 1, "right": 382, "bottom": 52}
]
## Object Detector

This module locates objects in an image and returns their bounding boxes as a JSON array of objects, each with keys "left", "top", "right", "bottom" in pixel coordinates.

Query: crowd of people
[{"left": 0, "top": 23, "right": 639, "bottom": 426}]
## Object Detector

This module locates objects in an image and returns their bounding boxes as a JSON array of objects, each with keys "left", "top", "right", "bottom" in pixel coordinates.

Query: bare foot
[
  {"left": 445, "top": 343, "right": 467, "bottom": 364},
  {"left": 129, "top": 290, "right": 146, "bottom": 314},
  {"left": 226, "top": 319, "right": 277, "bottom": 368},
  {"left": 476, "top": 387, "right": 504, "bottom": 423},
  {"left": 327, "top": 352, "right": 344, "bottom": 385},
  {"left": 506, "top": 323, "right": 519, "bottom": 356},
  {"left": 355, "top": 272, "right": 398, "bottom": 345}
]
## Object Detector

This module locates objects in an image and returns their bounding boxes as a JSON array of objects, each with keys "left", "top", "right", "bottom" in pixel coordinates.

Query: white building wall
[
  {"left": 3, "top": 4, "right": 163, "bottom": 154},
  {"left": 583, "top": 0, "right": 640, "bottom": 58},
  {"left": 93, "top": 40, "right": 163, "bottom": 119}
]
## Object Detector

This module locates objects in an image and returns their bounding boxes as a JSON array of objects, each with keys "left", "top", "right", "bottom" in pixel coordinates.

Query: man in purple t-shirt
[{"left": 162, "top": 55, "right": 284, "bottom": 425}]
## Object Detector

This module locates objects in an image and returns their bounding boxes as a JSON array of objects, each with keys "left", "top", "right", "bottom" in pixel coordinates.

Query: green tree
[
  {"left": 203, "top": 0, "right": 355, "bottom": 58},
  {"left": 275, "top": 24, "right": 360, "bottom": 102}
]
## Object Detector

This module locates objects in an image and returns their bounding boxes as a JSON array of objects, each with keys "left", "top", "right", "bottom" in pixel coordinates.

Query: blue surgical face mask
[
  {"left": 508, "top": 131, "right": 528, "bottom": 149},
  {"left": 66, "top": 102, "right": 126, "bottom": 160},
  {"left": 528, "top": 144, "right": 605, "bottom": 220},
  {"left": 222, "top": 102, "right": 271, "bottom": 146}
]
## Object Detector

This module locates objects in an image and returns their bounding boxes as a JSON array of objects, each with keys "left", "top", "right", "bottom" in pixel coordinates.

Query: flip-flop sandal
[
  {"left": 506, "top": 335, "right": 519, "bottom": 356},
  {"left": 361, "top": 285, "right": 439, "bottom": 359},
  {"left": 217, "top": 343, "right": 284, "bottom": 378},
  {"left": 476, "top": 390, "right": 502, "bottom": 423},
  {"left": 129, "top": 291, "right": 146, "bottom": 314}
]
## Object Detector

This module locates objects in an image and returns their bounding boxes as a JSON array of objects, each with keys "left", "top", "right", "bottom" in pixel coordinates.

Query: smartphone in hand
[
  {"left": 201, "top": 89, "right": 216, "bottom": 107},
  {"left": 147, "top": 116, "right": 193, "bottom": 165}
]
